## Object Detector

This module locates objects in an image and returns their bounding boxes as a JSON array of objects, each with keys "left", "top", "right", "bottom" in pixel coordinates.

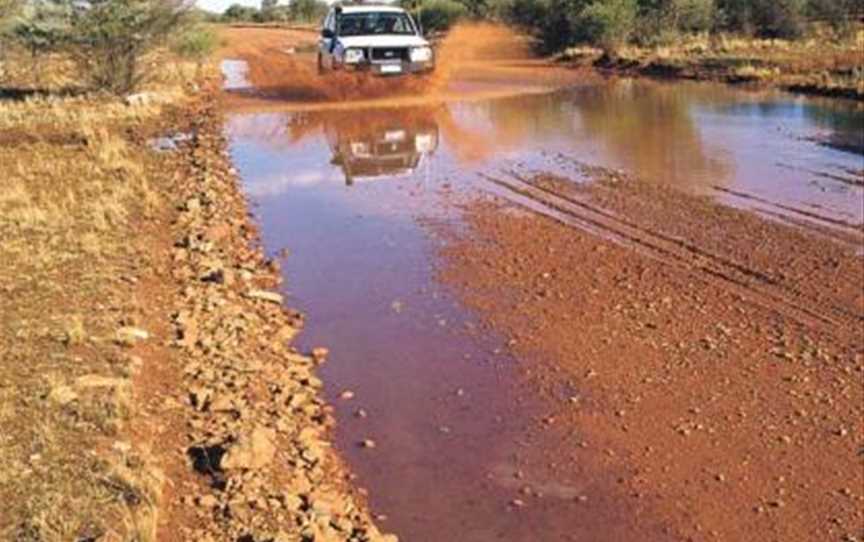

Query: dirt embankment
[
  {"left": 156, "top": 88, "right": 395, "bottom": 542},
  {"left": 0, "top": 68, "right": 392, "bottom": 540},
  {"left": 566, "top": 30, "right": 864, "bottom": 101},
  {"left": 436, "top": 167, "right": 864, "bottom": 541}
]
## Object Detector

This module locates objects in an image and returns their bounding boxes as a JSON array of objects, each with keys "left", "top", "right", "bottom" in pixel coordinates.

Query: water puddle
[
  {"left": 221, "top": 59, "right": 252, "bottom": 91},
  {"left": 226, "top": 77, "right": 863, "bottom": 541}
]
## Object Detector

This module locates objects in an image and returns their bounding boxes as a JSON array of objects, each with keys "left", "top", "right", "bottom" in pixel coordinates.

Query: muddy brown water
[{"left": 224, "top": 66, "right": 863, "bottom": 541}]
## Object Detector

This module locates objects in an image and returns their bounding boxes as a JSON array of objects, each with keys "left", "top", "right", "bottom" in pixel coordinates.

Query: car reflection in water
[{"left": 324, "top": 109, "right": 439, "bottom": 185}]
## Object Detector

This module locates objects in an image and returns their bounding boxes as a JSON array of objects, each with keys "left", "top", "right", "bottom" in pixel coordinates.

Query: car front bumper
[{"left": 345, "top": 60, "right": 434, "bottom": 76}]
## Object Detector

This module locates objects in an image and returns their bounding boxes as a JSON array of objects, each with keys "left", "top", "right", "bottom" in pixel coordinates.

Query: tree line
[
  {"left": 219, "top": 0, "right": 328, "bottom": 24},
  {"left": 398, "top": 0, "right": 860, "bottom": 52},
  {"left": 215, "top": 0, "right": 860, "bottom": 55}
]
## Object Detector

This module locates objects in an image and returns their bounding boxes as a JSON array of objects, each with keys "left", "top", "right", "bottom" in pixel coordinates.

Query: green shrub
[
  {"left": 717, "top": 0, "right": 805, "bottom": 38},
  {"left": 68, "top": 0, "right": 189, "bottom": 95},
  {"left": 633, "top": 0, "right": 716, "bottom": 45},
  {"left": 752, "top": 0, "right": 805, "bottom": 38},
  {"left": 670, "top": 0, "right": 716, "bottom": 32},
  {"left": 221, "top": 4, "right": 258, "bottom": 22},
  {"left": 289, "top": 0, "right": 328, "bottom": 23},
  {"left": 502, "top": 0, "right": 591, "bottom": 53},
  {"left": 171, "top": 24, "right": 216, "bottom": 67},
  {"left": 807, "top": 0, "right": 856, "bottom": 35},
  {"left": 500, "top": 0, "right": 552, "bottom": 31},
  {"left": 581, "top": 0, "right": 639, "bottom": 54},
  {"left": 450, "top": 0, "right": 496, "bottom": 18},
  {"left": 0, "top": 0, "right": 21, "bottom": 26},
  {"left": 9, "top": 0, "right": 70, "bottom": 85},
  {"left": 413, "top": 0, "right": 468, "bottom": 33}
]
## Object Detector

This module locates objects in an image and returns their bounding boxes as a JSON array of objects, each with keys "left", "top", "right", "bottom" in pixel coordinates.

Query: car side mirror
[{"left": 322, "top": 28, "right": 334, "bottom": 39}]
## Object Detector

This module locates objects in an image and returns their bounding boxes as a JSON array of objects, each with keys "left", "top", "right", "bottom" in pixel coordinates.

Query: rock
[
  {"left": 275, "top": 325, "right": 298, "bottom": 344},
  {"left": 222, "top": 426, "right": 277, "bottom": 470},
  {"left": 359, "top": 439, "right": 376, "bottom": 449},
  {"left": 209, "top": 395, "right": 234, "bottom": 412},
  {"left": 312, "top": 347, "right": 329, "bottom": 361},
  {"left": 116, "top": 326, "right": 150, "bottom": 345},
  {"left": 198, "top": 494, "right": 218, "bottom": 508},
  {"left": 510, "top": 498, "right": 525, "bottom": 508},
  {"left": 48, "top": 385, "right": 78, "bottom": 405},
  {"left": 185, "top": 197, "right": 201, "bottom": 212},
  {"left": 246, "top": 290, "right": 284, "bottom": 304},
  {"left": 124, "top": 92, "right": 156, "bottom": 107},
  {"left": 283, "top": 494, "right": 303, "bottom": 510},
  {"left": 76, "top": 375, "right": 129, "bottom": 390},
  {"left": 339, "top": 390, "right": 355, "bottom": 400}
]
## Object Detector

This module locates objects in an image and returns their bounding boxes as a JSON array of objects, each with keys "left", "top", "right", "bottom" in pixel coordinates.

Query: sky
[{"left": 197, "top": 0, "right": 262, "bottom": 13}]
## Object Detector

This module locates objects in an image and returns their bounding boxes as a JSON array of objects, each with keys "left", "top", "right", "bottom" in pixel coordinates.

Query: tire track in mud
[
  {"left": 712, "top": 185, "right": 864, "bottom": 232},
  {"left": 481, "top": 171, "right": 863, "bottom": 332}
]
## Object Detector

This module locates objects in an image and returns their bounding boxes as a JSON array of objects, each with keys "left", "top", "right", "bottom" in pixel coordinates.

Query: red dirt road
[
  {"left": 217, "top": 25, "right": 864, "bottom": 542},
  {"left": 438, "top": 171, "right": 863, "bottom": 542}
]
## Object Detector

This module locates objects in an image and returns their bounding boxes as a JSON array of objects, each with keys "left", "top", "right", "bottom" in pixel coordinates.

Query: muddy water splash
[{"left": 220, "top": 23, "right": 540, "bottom": 105}]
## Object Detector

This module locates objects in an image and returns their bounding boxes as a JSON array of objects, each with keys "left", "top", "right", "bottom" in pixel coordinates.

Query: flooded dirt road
[{"left": 220, "top": 26, "right": 863, "bottom": 542}]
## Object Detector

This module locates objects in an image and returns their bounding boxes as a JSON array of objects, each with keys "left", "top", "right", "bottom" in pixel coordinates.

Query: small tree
[
  {"left": 259, "top": 0, "right": 278, "bottom": 21},
  {"left": 0, "top": 0, "right": 22, "bottom": 84},
  {"left": 522, "top": 0, "right": 592, "bottom": 54},
  {"left": 9, "top": 0, "right": 70, "bottom": 86},
  {"left": 171, "top": 23, "right": 216, "bottom": 71},
  {"left": 807, "top": 0, "right": 856, "bottom": 37},
  {"left": 222, "top": 4, "right": 258, "bottom": 22},
  {"left": 451, "top": 0, "right": 494, "bottom": 17},
  {"left": 717, "top": 0, "right": 804, "bottom": 38},
  {"left": 581, "top": 0, "right": 638, "bottom": 56},
  {"left": 752, "top": 0, "right": 805, "bottom": 38},
  {"left": 404, "top": 0, "right": 467, "bottom": 33},
  {"left": 288, "top": 0, "right": 327, "bottom": 23},
  {"left": 68, "top": 0, "right": 190, "bottom": 95}
]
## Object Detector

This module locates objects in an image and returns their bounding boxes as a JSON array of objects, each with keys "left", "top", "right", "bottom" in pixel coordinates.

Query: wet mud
[{"left": 219, "top": 25, "right": 864, "bottom": 542}]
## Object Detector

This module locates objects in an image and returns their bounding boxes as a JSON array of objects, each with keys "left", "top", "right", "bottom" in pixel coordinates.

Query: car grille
[
  {"left": 373, "top": 141, "right": 411, "bottom": 154},
  {"left": 370, "top": 47, "right": 409, "bottom": 62}
]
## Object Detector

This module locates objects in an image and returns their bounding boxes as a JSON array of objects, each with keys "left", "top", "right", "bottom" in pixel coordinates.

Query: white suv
[{"left": 318, "top": 4, "right": 434, "bottom": 76}]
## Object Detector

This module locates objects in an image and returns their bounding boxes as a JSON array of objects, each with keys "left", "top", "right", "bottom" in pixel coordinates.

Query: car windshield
[{"left": 338, "top": 12, "right": 416, "bottom": 36}]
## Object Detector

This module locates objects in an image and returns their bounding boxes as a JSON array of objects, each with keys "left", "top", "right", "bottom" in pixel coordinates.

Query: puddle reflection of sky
[{"left": 228, "top": 79, "right": 863, "bottom": 225}]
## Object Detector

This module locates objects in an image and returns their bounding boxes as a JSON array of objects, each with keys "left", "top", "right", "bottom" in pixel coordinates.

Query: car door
[{"left": 319, "top": 11, "right": 335, "bottom": 69}]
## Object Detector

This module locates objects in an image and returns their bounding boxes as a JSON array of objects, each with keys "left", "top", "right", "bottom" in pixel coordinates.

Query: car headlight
[
  {"left": 409, "top": 46, "right": 433, "bottom": 63},
  {"left": 350, "top": 142, "right": 370, "bottom": 156},
  {"left": 415, "top": 133, "right": 435, "bottom": 153},
  {"left": 344, "top": 48, "right": 364, "bottom": 64}
]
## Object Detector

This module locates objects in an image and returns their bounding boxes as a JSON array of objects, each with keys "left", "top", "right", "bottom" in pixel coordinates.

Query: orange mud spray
[{"left": 221, "top": 23, "right": 533, "bottom": 103}]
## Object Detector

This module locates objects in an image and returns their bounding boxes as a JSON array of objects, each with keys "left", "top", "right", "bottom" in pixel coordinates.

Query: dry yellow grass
[{"left": 0, "top": 51, "right": 207, "bottom": 542}]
